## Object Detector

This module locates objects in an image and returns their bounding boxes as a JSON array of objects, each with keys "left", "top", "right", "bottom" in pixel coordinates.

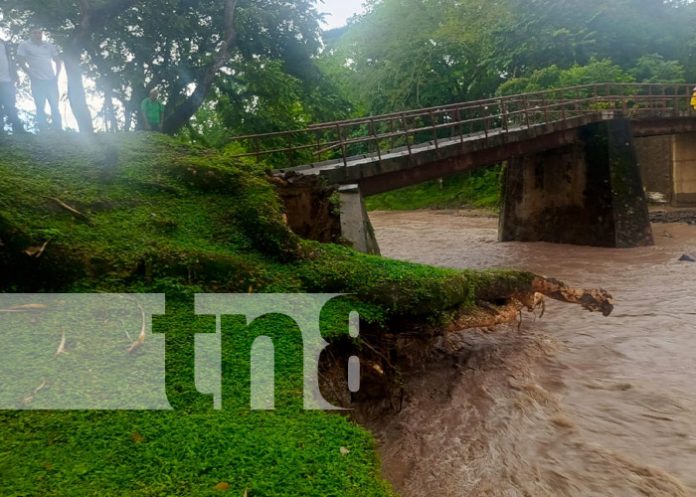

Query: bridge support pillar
[
  {"left": 672, "top": 132, "right": 696, "bottom": 205},
  {"left": 499, "top": 119, "right": 654, "bottom": 247},
  {"left": 635, "top": 136, "right": 673, "bottom": 204},
  {"left": 339, "top": 185, "right": 380, "bottom": 255}
]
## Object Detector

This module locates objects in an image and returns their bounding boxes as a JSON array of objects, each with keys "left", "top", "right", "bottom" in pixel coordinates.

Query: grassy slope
[
  {"left": 365, "top": 167, "right": 501, "bottom": 211},
  {"left": 0, "top": 133, "right": 531, "bottom": 496}
]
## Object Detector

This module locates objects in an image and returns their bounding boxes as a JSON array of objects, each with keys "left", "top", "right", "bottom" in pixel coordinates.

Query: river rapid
[{"left": 368, "top": 210, "right": 696, "bottom": 497}]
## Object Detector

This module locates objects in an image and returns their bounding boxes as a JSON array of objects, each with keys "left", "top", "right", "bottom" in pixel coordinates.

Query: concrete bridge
[{"left": 229, "top": 83, "right": 696, "bottom": 253}]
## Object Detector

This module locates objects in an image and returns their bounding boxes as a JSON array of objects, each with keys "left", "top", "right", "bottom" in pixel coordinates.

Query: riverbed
[{"left": 369, "top": 210, "right": 696, "bottom": 497}]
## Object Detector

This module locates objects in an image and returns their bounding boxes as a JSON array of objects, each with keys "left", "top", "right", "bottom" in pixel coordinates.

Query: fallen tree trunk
[
  {"left": 475, "top": 275, "right": 613, "bottom": 317},
  {"left": 445, "top": 276, "right": 613, "bottom": 334},
  {"left": 529, "top": 276, "right": 613, "bottom": 316}
]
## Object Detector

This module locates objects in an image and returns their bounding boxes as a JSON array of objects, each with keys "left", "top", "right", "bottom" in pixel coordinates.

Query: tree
[
  {"left": 1, "top": 0, "right": 330, "bottom": 135},
  {"left": 322, "top": 0, "right": 505, "bottom": 115},
  {"left": 107, "top": 0, "right": 328, "bottom": 134},
  {"left": 497, "top": 55, "right": 686, "bottom": 97},
  {"left": 630, "top": 54, "right": 686, "bottom": 84},
  {"left": 325, "top": 0, "right": 696, "bottom": 116},
  {"left": 497, "top": 59, "right": 633, "bottom": 96},
  {"left": 488, "top": 0, "right": 692, "bottom": 75},
  {"left": 1, "top": 0, "right": 146, "bottom": 133}
]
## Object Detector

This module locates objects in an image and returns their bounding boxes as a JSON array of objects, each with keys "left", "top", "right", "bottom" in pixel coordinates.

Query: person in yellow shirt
[{"left": 691, "top": 87, "right": 696, "bottom": 111}]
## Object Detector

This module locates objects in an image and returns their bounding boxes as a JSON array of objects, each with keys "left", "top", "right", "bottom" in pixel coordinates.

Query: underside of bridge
[{"left": 499, "top": 119, "right": 654, "bottom": 248}]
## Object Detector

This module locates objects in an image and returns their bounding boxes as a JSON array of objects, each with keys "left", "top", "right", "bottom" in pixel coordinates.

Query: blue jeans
[
  {"left": 0, "top": 82, "right": 23, "bottom": 132},
  {"left": 31, "top": 78, "right": 62, "bottom": 130}
]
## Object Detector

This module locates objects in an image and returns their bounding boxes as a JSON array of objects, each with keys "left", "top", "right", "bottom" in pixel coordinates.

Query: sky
[{"left": 318, "top": 0, "right": 366, "bottom": 29}]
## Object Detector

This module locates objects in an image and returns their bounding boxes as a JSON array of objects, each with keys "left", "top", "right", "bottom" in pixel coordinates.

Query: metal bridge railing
[{"left": 225, "top": 83, "right": 696, "bottom": 169}]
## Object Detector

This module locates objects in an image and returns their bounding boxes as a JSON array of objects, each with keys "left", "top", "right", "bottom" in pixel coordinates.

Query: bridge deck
[
  {"left": 280, "top": 114, "right": 607, "bottom": 195},
  {"left": 226, "top": 83, "right": 696, "bottom": 194}
]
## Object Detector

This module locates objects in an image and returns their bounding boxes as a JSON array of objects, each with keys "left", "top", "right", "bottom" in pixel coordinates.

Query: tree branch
[
  {"left": 162, "top": 0, "right": 238, "bottom": 134},
  {"left": 91, "top": 0, "right": 140, "bottom": 26}
]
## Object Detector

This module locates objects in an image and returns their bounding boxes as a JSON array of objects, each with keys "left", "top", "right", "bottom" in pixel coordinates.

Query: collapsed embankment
[{"left": 0, "top": 133, "right": 612, "bottom": 496}]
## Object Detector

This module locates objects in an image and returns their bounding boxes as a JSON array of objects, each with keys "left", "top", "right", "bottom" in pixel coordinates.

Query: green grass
[
  {"left": 0, "top": 133, "right": 533, "bottom": 496},
  {"left": 365, "top": 167, "right": 502, "bottom": 211},
  {"left": 0, "top": 297, "right": 391, "bottom": 497}
]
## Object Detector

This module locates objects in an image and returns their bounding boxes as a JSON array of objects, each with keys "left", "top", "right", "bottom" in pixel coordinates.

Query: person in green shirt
[{"left": 141, "top": 89, "right": 164, "bottom": 131}]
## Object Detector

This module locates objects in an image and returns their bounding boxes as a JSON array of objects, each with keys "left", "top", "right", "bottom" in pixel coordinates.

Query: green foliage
[
  {"left": 218, "top": 60, "right": 310, "bottom": 135},
  {"left": 0, "top": 133, "right": 300, "bottom": 288},
  {"left": 498, "top": 59, "right": 633, "bottom": 95},
  {"left": 325, "top": 0, "right": 696, "bottom": 117},
  {"left": 498, "top": 55, "right": 686, "bottom": 97},
  {"left": 630, "top": 54, "right": 686, "bottom": 83},
  {"left": 321, "top": 0, "right": 505, "bottom": 114},
  {"left": 293, "top": 244, "right": 472, "bottom": 317},
  {"left": 558, "top": 60, "right": 633, "bottom": 87},
  {"left": 365, "top": 168, "right": 502, "bottom": 211},
  {"left": 0, "top": 298, "right": 393, "bottom": 497},
  {"left": 490, "top": 0, "right": 696, "bottom": 78}
]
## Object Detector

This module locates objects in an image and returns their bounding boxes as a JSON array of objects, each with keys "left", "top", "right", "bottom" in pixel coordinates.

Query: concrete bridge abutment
[
  {"left": 672, "top": 132, "right": 696, "bottom": 206},
  {"left": 635, "top": 136, "right": 673, "bottom": 204},
  {"left": 338, "top": 185, "right": 381, "bottom": 255},
  {"left": 274, "top": 175, "right": 380, "bottom": 255},
  {"left": 632, "top": 133, "right": 696, "bottom": 206},
  {"left": 499, "top": 119, "right": 654, "bottom": 248}
]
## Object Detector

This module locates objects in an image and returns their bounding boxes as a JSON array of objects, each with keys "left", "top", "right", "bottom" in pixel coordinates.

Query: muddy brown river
[{"left": 369, "top": 210, "right": 696, "bottom": 497}]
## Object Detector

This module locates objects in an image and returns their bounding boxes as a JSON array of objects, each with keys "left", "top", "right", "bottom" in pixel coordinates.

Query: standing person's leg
[
  {"left": 0, "top": 82, "right": 25, "bottom": 132},
  {"left": 45, "top": 79, "right": 62, "bottom": 130},
  {"left": 31, "top": 79, "right": 49, "bottom": 130}
]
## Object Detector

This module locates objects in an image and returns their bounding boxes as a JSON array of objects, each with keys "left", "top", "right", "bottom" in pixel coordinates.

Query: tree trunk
[
  {"left": 65, "top": 0, "right": 139, "bottom": 133},
  {"left": 102, "top": 82, "right": 118, "bottom": 132},
  {"left": 530, "top": 276, "right": 614, "bottom": 316},
  {"left": 161, "top": 84, "right": 209, "bottom": 134},
  {"left": 63, "top": 49, "right": 94, "bottom": 134},
  {"left": 161, "top": 0, "right": 238, "bottom": 134}
]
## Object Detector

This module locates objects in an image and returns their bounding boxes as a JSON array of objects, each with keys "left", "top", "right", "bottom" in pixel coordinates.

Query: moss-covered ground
[{"left": 0, "top": 133, "right": 532, "bottom": 496}]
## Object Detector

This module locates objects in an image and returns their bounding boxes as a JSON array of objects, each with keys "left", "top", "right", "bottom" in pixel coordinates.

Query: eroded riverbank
[{"left": 368, "top": 210, "right": 696, "bottom": 497}]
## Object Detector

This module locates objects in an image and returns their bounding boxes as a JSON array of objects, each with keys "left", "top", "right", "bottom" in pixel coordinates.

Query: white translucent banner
[{"left": 0, "top": 294, "right": 169, "bottom": 410}]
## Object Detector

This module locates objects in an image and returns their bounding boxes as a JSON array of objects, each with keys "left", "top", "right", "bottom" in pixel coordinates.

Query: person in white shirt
[
  {"left": 0, "top": 39, "right": 25, "bottom": 133},
  {"left": 17, "top": 29, "right": 63, "bottom": 130}
]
